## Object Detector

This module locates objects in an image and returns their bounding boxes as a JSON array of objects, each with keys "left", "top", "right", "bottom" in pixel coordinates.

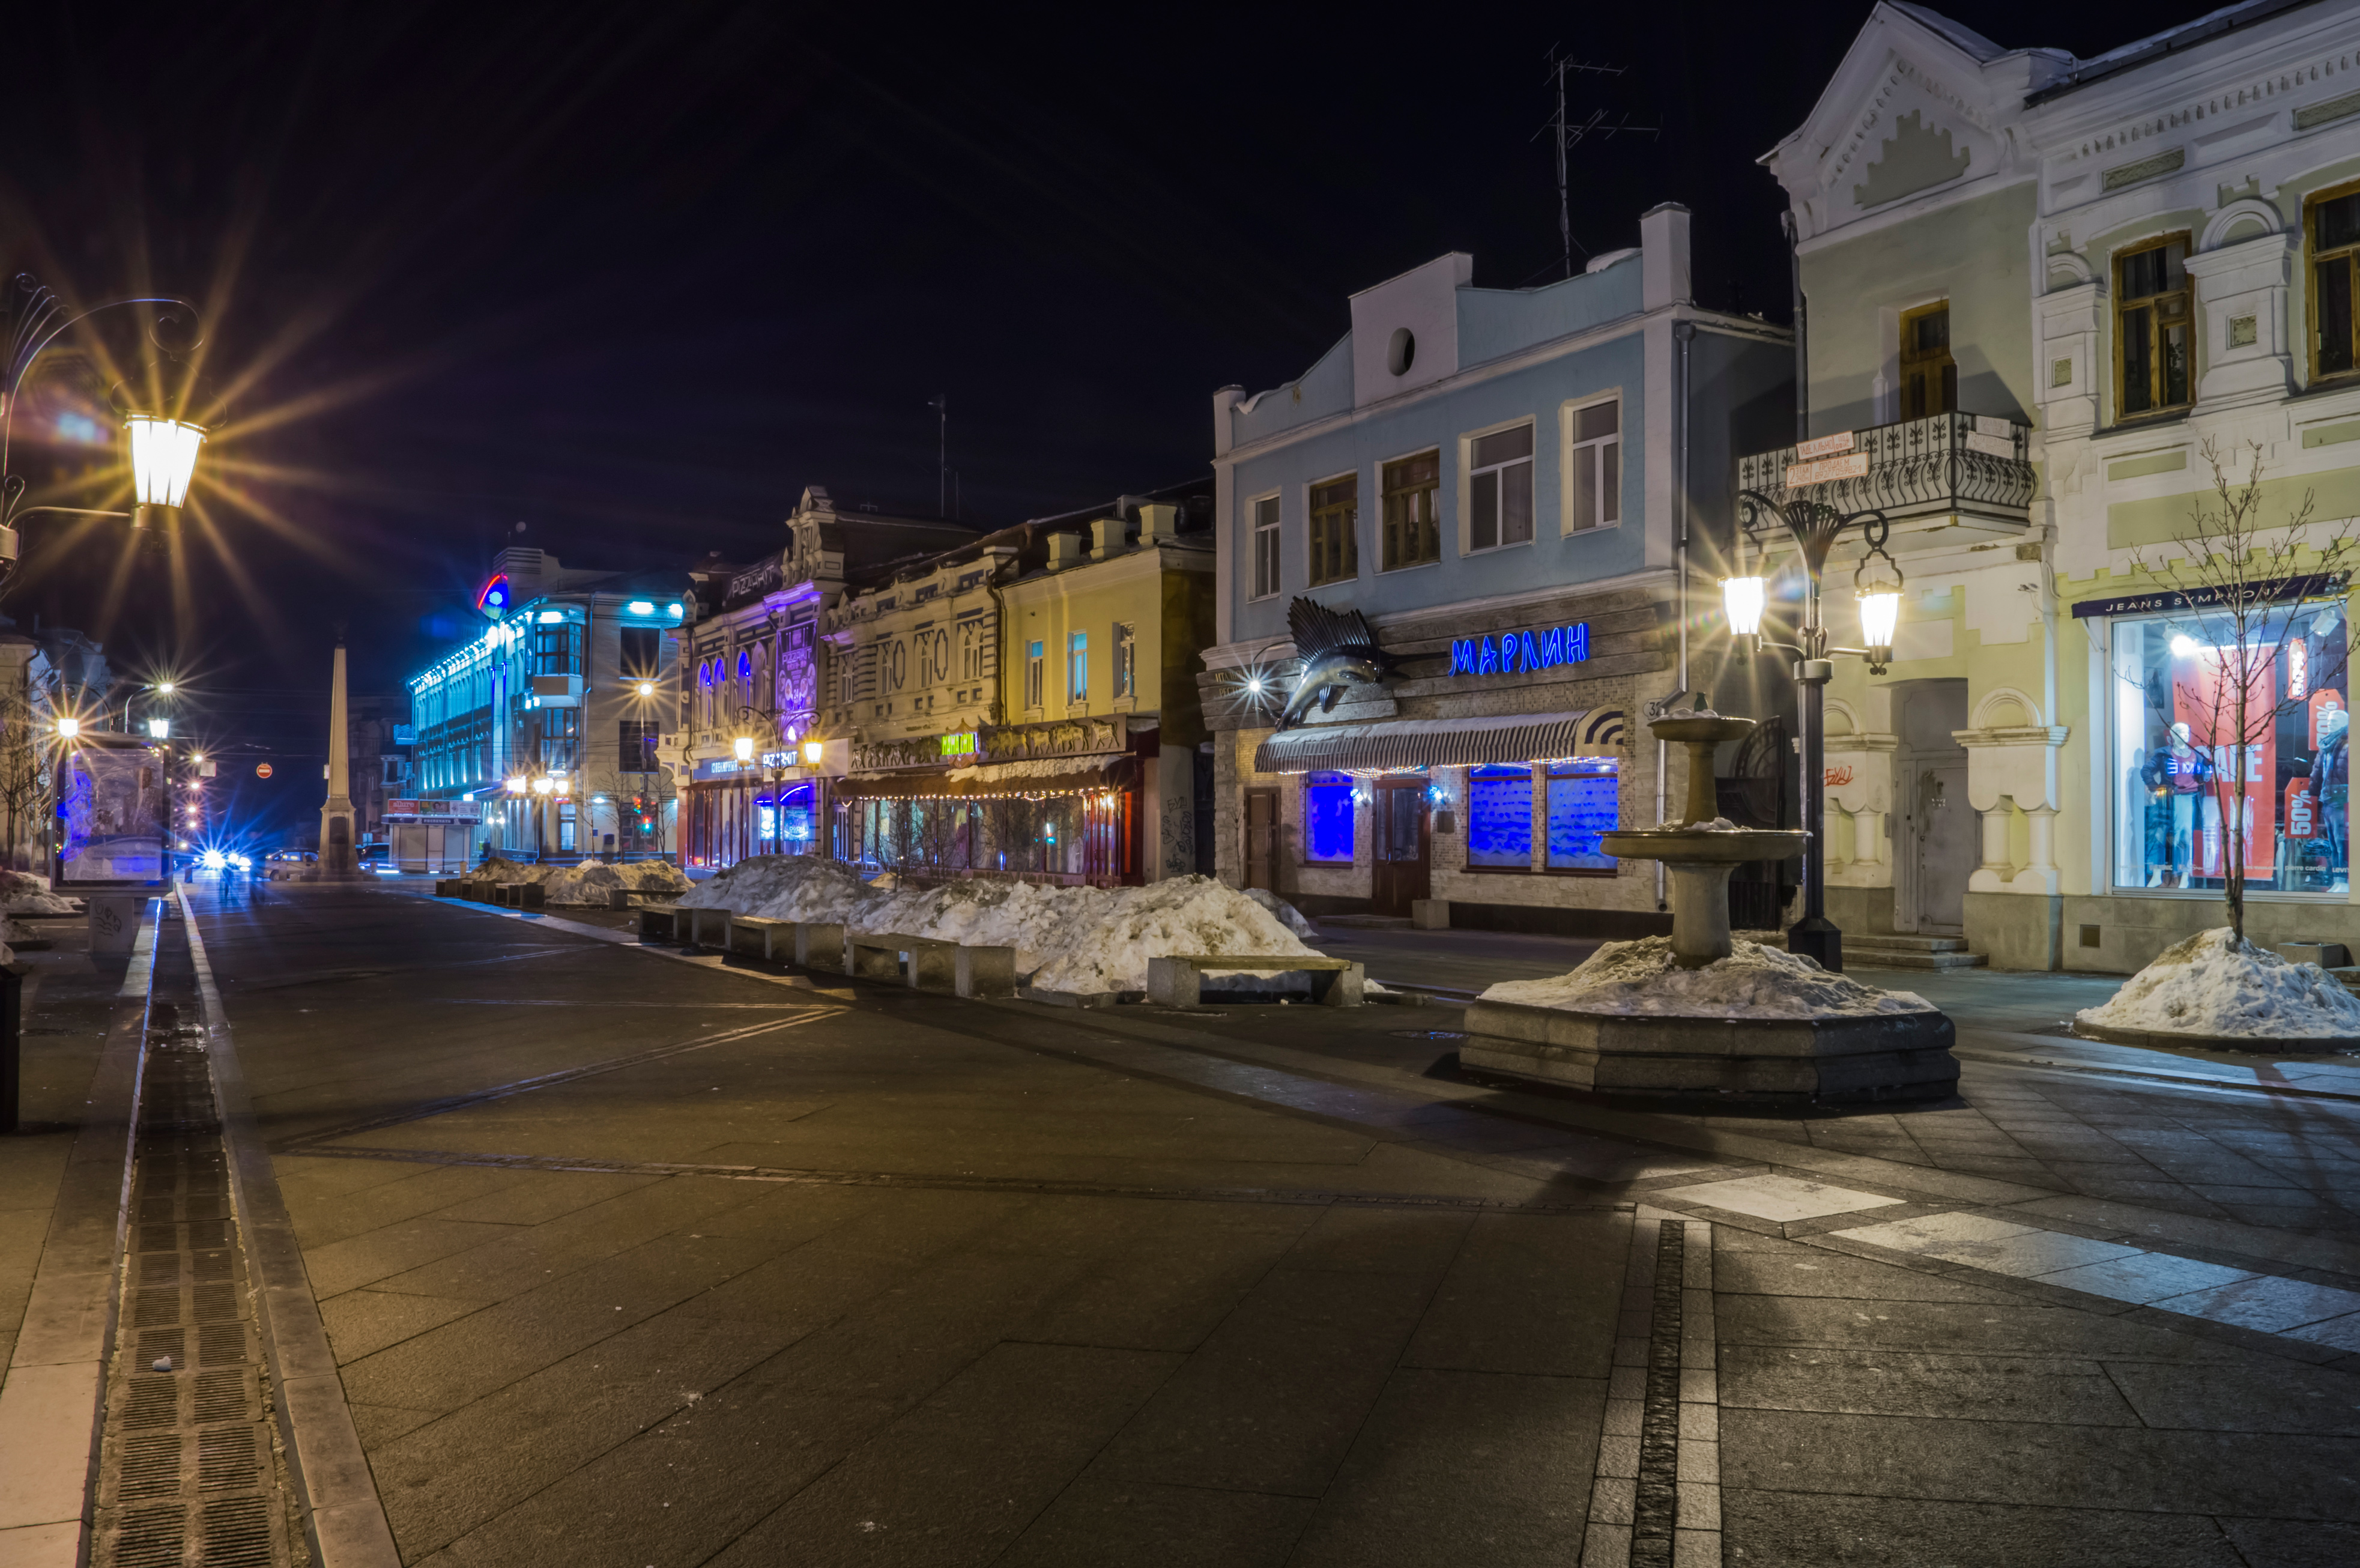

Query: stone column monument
[{"left": 318, "top": 641, "right": 359, "bottom": 875}]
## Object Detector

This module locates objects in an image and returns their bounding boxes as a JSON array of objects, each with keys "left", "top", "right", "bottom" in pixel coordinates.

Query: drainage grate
[{"left": 91, "top": 1019, "right": 297, "bottom": 1568}]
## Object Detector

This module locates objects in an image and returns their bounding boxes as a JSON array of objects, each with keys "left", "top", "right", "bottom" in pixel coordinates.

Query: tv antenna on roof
[{"left": 1532, "top": 49, "right": 1658, "bottom": 283}]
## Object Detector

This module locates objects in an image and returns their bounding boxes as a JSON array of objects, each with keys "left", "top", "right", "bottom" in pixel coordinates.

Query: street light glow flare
[
  {"left": 2170, "top": 634, "right": 2200, "bottom": 658},
  {"left": 1857, "top": 589, "right": 1901, "bottom": 656},
  {"left": 533, "top": 776, "right": 555, "bottom": 795},
  {"left": 124, "top": 416, "right": 207, "bottom": 507},
  {"left": 1722, "top": 577, "right": 1767, "bottom": 637},
  {"left": 55, "top": 717, "right": 80, "bottom": 739},
  {"left": 506, "top": 775, "right": 528, "bottom": 794},
  {"left": 637, "top": 681, "right": 654, "bottom": 697},
  {"left": 147, "top": 718, "right": 170, "bottom": 739},
  {"left": 734, "top": 736, "right": 755, "bottom": 763}
]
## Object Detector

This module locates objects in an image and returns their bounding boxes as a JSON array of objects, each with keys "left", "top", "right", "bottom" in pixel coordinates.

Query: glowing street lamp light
[
  {"left": 733, "top": 735, "right": 755, "bottom": 764},
  {"left": 637, "top": 681, "right": 655, "bottom": 697},
  {"left": 54, "top": 716, "right": 80, "bottom": 739},
  {"left": 531, "top": 775, "right": 555, "bottom": 796},
  {"left": 506, "top": 775, "right": 528, "bottom": 795},
  {"left": 146, "top": 717, "right": 170, "bottom": 739},
  {"left": 1721, "top": 575, "right": 1767, "bottom": 655}
]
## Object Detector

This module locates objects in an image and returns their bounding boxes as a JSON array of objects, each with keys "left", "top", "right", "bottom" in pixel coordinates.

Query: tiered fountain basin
[{"left": 1457, "top": 710, "right": 1961, "bottom": 1104}]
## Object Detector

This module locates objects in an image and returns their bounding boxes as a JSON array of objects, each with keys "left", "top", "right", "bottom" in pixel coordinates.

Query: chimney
[
  {"left": 1089, "top": 516, "right": 1128, "bottom": 560},
  {"left": 1047, "top": 532, "right": 1086, "bottom": 571},
  {"left": 1641, "top": 202, "right": 1692, "bottom": 311},
  {"left": 1137, "top": 503, "right": 1180, "bottom": 544}
]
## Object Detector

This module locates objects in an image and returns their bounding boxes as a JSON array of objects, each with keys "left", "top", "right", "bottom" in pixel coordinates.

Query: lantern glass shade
[
  {"left": 147, "top": 718, "right": 170, "bottom": 739},
  {"left": 802, "top": 739, "right": 824, "bottom": 766},
  {"left": 533, "top": 776, "right": 554, "bottom": 795},
  {"left": 1857, "top": 589, "right": 1901, "bottom": 654},
  {"left": 506, "top": 775, "right": 528, "bottom": 794},
  {"left": 734, "top": 736, "right": 755, "bottom": 763},
  {"left": 124, "top": 416, "right": 207, "bottom": 507},
  {"left": 1723, "top": 575, "right": 1767, "bottom": 637},
  {"left": 55, "top": 716, "right": 80, "bottom": 739}
]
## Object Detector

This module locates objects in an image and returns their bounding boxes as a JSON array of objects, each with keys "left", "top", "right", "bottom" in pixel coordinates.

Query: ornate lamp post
[
  {"left": 1722, "top": 489, "right": 1904, "bottom": 973},
  {"left": 1, "top": 274, "right": 213, "bottom": 575}
]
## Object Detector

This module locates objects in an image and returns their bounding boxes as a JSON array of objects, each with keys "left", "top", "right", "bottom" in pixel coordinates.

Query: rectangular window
[
  {"left": 2109, "top": 608, "right": 2348, "bottom": 895},
  {"left": 1546, "top": 757, "right": 1620, "bottom": 871},
  {"left": 619, "top": 626, "right": 661, "bottom": 679},
  {"left": 1068, "top": 631, "right": 1088, "bottom": 703},
  {"left": 1303, "top": 770, "right": 1355, "bottom": 863},
  {"left": 2116, "top": 235, "right": 2192, "bottom": 419},
  {"left": 2311, "top": 185, "right": 2360, "bottom": 380},
  {"left": 1567, "top": 400, "right": 1621, "bottom": 531},
  {"left": 1465, "top": 764, "right": 1534, "bottom": 868},
  {"left": 532, "top": 622, "right": 582, "bottom": 676},
  {"left": 1466, "top": 425, "right": 1535, "bottom": 553},
  {"left": 1308, "top": 474, "right": 1359, "bottom": 586},
  {"left": 617, "top": 720, "right": 659, "bottom": 772},
  {"left": 1899, "top": 302, "right": 1956, "bottom": 419},
  {"left": 1113, "top": 623, "right": 1136, "bottom": 700},
  {"left": 1251, "top": 494, "right": 1281, "bottom": 599},
  {"left": 1381, "top": 450, "right": 1441, "bottom": 570},
  {"left": 1025, "top": 640, "right": 1044, "bottom": 709}
]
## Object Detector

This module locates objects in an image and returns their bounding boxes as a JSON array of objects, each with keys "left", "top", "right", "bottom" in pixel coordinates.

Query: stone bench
[
  {"left": 679, "top": 906, "right": 731, "bottom": 949},
  {"left": 1144, "top": 954, "right": 1363, "bottom": 1009},
  {"left": 638, "top": 906, "right": 682, "bottom": 943},
  {"left": 728, "top": 915, "right": 795, "bottom": 963},
  {"left": 607, "top": 886, "right": 676, "bottom": 910},
  {"left": 495, "top": 882, "right": 545, "bottom": 910},
  {"left": 846, "top": 930, "right": 956, "bottom": 988}
]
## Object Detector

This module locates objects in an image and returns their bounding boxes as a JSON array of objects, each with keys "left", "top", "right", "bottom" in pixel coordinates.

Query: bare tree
[
  {"left": 0, "top": 685, "right": 45, "bottom": 870},
  {"left": 2131, "top": 441, "right": 2360, "bottom": 941},
  {"left": 585, "top": 766, "right": 676, "bottom": 859}
]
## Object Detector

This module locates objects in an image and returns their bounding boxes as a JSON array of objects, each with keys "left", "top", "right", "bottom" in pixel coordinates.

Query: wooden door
[
  {"left": 1243, "top": 788, "right": 1278, "bottom": 891},
  {"left": 1372, "top": 778, "right": 1430, "bottom": 916}
]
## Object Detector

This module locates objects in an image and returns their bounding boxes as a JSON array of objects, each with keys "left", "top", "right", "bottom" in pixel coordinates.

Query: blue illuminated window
[
  {"left": 737, "top": 650, "right": 752, "bottom": 679},
  {"left": 1546, "top": 758, "right": 1620, "bottom": 871},
  {"left": 1303, "top": 771, "right": 1354, "bottom": 863},
  {"left": 1466, "top": 764, "right": 1534, "bottom": 868}
]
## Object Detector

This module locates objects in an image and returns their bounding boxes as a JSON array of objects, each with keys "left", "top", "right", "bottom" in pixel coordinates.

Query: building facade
[
  {"left": 1762, "top": 0, "right": 2360, "bottom": 970},
  {"left": 407, "top": 546, "right": 687, "bottom": 865},
  {"left": 1203, "top": 208, "right": 1794, "bottom": 933}
]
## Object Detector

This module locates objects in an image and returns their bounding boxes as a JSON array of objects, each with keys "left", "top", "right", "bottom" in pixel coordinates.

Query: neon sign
[
  {"left": 476, "top": 574, "right": 512, "bottom": 620},
  {"left": 940, "top": 731, "right": 978, "bottom": 758},
  {"left": 1450, "top": 623, "right": 1589, "bottom": 677}
]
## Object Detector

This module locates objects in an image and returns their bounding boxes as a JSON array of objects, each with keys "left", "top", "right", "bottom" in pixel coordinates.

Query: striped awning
[
  {"left": 1251, "top": 710, "right": 1624, "bottom": 774},
  {"left": 836, "top": 755, "right": 1136, "bottom": 801}
]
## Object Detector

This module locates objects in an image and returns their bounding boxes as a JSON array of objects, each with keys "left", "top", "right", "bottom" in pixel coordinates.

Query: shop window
[
  {"left": 1026, "top": 640, "right": 1044, "bottom": 709},
  {"left": 1547, "top": 757, "right": 1620, "bottom": 871},
  {"left": 1068, "top": 631, "right": 1089, "bottom": 703},
  {"left": 1381, "top": 450, "right": 1442, "bottom": 570},
  {"left": 1567, "top": 399, "right": 1620, "bottom": 531},
  {"left": 1251, "top": 494, "right": 1281, "bottom": 599},
  {"left": 2311, "top": 183, "right": 2360, "bottom": 380},
  {"left": 1467, "top": 425, "right": 1534, "bottom": 552},
  {"left": 1899, "top": 301, "right": 1956, "bottom": 419},
  {"left": 2110, "top": 607, "right": 2349, "bottom": 895},
  {"left": 1466, "top": 764, "right": 1534, "bottom": 868},
  {"left": 2116, "top": 235, "right": 2192, "bottom": 419},
  {"left": 1309, "top": 474, "right": 1359, "bottom": 586},
  {"left": 1303, "top": 770, "right": 1355, "bottom": 863},
  {"left": 1113, "top": 623, "right": 1136, "bottom": 700}
]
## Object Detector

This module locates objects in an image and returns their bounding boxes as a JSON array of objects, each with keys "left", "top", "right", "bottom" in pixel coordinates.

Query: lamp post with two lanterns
[
  {"left": 1718, "top": 489, "right": 1905, "bottom": 974},
  {"left": 503, "top": 769, "right": 572, "bottom": 861}
]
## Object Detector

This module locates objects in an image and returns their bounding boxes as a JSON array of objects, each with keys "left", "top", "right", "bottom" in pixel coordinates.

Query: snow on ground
[
  {"left": 1480, "top": 936, "right": 1934, "bottom": 1019},
  {"left": 0, "top": 870, "right": 78, "bottom": 915},
  {"left": 1246, "top": 888, "right": 1318, "bottom": 938},
  {"left": 680, "top": 858, "right": 1322, "bottom": 993},
  {"left": 476, "top": 856, "right": 692, "bottom": 905},
  {"left": 2076, "top": 927, "right": 2360, "bottom": 1040}
]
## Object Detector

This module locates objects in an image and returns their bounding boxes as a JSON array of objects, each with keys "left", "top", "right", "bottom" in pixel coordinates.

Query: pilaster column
[{"left": 1979, "top": 799, "right": 2014, "bottom": 880}]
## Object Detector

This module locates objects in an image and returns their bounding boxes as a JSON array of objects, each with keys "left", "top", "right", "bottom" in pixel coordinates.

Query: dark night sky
[{"left": 0, "top": 0, "right": 2222, "bottom": 844}]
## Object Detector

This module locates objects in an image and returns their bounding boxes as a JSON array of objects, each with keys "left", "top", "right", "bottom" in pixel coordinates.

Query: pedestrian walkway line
[
  {"left": 181, "top": 894, "right": 402, "bottom": 1568},
  {"left": 1581, "top": 1212, "right": 1719, "bottom": 1568},
  {"left": 0, "top": 897, "right": 160, "bottom": 1568}
]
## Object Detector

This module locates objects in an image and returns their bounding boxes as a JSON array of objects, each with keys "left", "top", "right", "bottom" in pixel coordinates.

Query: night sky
[{"left": 0, "top": 0, "right": 2220, "bottom": 845}]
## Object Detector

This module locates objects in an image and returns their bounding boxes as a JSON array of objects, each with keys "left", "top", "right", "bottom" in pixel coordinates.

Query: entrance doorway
[
  {"left": 1372, "top": 777, "right": 1430, "bottom": 916},
  {"left": 1242, "top": 787, "right": 1278, "bottom": 891},
  {"left": 1895, "top": 680, "right": 1973, "bottom": 934}
]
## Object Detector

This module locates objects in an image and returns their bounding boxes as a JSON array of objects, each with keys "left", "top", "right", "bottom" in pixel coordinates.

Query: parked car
[{"left": 359, "top": 844, "right": 395, "bottom": 873}]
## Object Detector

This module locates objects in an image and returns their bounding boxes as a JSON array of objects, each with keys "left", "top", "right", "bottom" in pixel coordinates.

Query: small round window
[{"left": 1388, "top": 327, "right": 1416, "bottom": 377}]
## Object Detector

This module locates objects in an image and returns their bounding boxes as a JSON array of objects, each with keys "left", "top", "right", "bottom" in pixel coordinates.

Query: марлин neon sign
[{"left": 1450, "top": 623, "right": 1589, "bottom": 677}]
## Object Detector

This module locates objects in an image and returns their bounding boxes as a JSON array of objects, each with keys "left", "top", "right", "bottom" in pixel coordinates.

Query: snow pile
[
  {"left": 0, "top": 870, "right": 78, "bottom": 915},
  {"left": 1481, "top": 937, "right": 1935, "bottom": 1019},
  {"left": 680, "top": 861, "right": 1322, "bottom": 993},
  {"left": 1656, "top": 817, "right": 1743, "bottom": 831},
  {"left": 2075, "top": 928, "right": 2360, "bottom": 1040},
  {"left": 475, "top": 856, "right": 692, "bottom": 905},
  {"left": 1247, "top": 888, "right": 1318, "bottom": 938}
]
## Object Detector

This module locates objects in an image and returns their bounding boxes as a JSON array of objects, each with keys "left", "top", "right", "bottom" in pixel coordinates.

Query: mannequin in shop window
[
  {"left": 2313, "top": 706, "right": 2349, "bottom": 890},
  {"left": 2140, "top": 722, "right": 2212, "bottom": 887}
]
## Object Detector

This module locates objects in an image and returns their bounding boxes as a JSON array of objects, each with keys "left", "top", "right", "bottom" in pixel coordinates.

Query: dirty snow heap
[
  {"left": 0, "top": 870, "right": 77, "bottom": 915},
  {"left": 474, "top": 857, "right": 692, "bottom": 906},
  {"left": 679, "top": 859, "right": 1321, "bottom": 994},
  {"left": 2075, "top": 928, "right": 2360, "bottom": 1041},
  {"left": 1480, "top": 937, "right": 1935, "bottom": 1019}
]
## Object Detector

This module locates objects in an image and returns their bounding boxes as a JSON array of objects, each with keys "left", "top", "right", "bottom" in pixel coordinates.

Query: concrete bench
[
  {"left": 728, "top": 915, "right": 794, "bottom": 962},
  {"left": 954, "top": 945, "right": 1018, "bottom": 999},
  {"left": 1145, "top": 954, "right": 1363, "bottom": 1009},
  {"left": 496, "top": 883, "right": 545, "bottom": 910},
  {"left": 638, "top": 906, "right": 682, "bottom": 943},
  {"left": 607, "top": 886, "right": 676, "bottom": 910},
  {"left": 679, "top": 906, "right": 731, "bottom": 950},
  {"left": 844, "top": 930, "right": 961, "bottom": 990},
  {"left": 795, "top": 921, "right": 846, "bottom": 973}
]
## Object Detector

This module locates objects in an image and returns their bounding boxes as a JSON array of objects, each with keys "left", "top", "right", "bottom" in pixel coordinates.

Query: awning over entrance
[
  {"left": 837, "top": 754, "right": 1136, "bottom": 801},
  {"left": 1251, "top": 711, "right": 1623, "bottom": 774}
]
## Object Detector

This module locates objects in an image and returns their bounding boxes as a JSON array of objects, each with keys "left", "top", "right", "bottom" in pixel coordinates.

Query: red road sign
[{"left": 255, "top": 762, "right": 274, "bottom": 779}]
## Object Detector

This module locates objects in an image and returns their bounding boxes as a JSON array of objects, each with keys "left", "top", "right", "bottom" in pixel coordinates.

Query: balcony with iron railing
[{"left": 1736, "top": 411, "right": 2036, "bottom": 543}]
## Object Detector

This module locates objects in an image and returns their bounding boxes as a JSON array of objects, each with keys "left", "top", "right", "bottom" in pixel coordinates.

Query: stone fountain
[{"left": 1457, "top": 707, "right": 1960, "bottom": 1103}]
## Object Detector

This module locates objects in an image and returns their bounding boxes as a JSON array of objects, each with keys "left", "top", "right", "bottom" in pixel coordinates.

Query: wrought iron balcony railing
[{"left": 1736, "top": 411, "right": 2035, "bottom": 534}]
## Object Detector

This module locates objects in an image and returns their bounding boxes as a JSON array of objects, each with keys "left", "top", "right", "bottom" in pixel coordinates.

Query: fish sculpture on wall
[{"left": 1274, "top": 596, "right": 1402, "bottom": 731}]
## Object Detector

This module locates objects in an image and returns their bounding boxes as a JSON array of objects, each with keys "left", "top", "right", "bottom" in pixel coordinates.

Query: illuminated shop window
[
  {"left": 1547, "top": 757, "right": 1620, "bottom": 871},
  {"left": 1303, "top": 770, "right": 1355, "bottom": 863},
  {"left": 1466, "top": 764, "right": 1534, "bottom": 868}
]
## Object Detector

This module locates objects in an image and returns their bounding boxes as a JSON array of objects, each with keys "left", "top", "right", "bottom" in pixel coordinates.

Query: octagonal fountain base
[{"left": 1459, "top": 998, "right": 1960, "bottom": 1104}]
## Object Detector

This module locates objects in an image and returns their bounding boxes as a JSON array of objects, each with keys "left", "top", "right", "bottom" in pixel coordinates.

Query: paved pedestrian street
[{"left": 7, "top": 882, "right": 2360, "bottom": 1567}]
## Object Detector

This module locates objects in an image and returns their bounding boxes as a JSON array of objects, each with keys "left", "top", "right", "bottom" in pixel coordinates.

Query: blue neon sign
[{"left": 1450, "top": 623, "right": 1588, "bottom": 677}]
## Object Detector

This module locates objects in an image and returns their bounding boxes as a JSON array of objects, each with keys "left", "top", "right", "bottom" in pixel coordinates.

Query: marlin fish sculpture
[{"left": 1273, "top": 596, "right": 1403, "bottom": 731}]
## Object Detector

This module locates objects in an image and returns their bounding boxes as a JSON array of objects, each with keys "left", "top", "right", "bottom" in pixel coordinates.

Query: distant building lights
[
  {"left": 537, "top": 610, "right": 564, "bottom": 624},
  {"left": 506, "top": 776, "right": 528, "bottom": 794},
  {"left": 628, "top": 601, "right": 655, "bottom": 615},
  {"left": 668, "top": 603, "right": 683, "bottom": 617}
]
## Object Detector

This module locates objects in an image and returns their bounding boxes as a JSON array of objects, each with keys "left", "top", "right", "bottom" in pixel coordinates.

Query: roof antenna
[
  {"left": 1532, "top": 49, "right": 1659, "bottom": 282},
  {"left": 927, "top": 394, "right": 948, "bottom": 518}
]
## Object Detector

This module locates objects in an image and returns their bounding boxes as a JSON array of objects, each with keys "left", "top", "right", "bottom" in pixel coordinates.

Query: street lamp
[
  {"left": 146, "top": 717, "right": 169, "bottom": 739},
  {"left": 53, "top": 716, "right": 79, "bottom": 740},
  {"left": 1723, "top": 491, "right": 1905, "bottom": 973}
]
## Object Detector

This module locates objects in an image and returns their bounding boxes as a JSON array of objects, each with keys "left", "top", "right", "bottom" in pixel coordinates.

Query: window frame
[
  {"left": 1067, "top": 630, "right": 1088, "bottom": 704},
  {"left": 1462, "top": 420, "right": 1537, "bottom": 556},
  {"left": 1379, "top": 448, "right": 1443, "bottom": 572},
  {"left": 1561, "top": 393, "right": 1623, "bottom": 534},
  {"left": 1024, "top": 639, "right": 1044, "bottom": 710},
  {"left": 1543, "top": 756, "right": 1621, "bottom": 876},
  {"left": 2113, "top": 231, "right": 2195, "bottom": 422},
  {"left": 1248, "top": 492, "right": 1282, "bottom": 601},
  {"left": 1306, "top": 472, "right": 1360, "bottom": 587},
  {"left": 1112, "top": 622, "right": 1136, "bottom": 701},
  {"left": 1300, "top": 770, "right": 1356, "bottom": 865},
  {"left": 2307, "top": 178, "right": 2360, "bottom": 385},
  {"left": 1898, "top": 300, "right": 1957, "bottom": 420},
  {"left": 1461, "top": 763, "right": 1537, "bottom": 872}
]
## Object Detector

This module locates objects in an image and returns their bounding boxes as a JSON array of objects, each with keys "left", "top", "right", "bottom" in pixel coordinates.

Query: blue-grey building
[{"left": 1204, "top": 205, "right": 1794, "bottom": 935}]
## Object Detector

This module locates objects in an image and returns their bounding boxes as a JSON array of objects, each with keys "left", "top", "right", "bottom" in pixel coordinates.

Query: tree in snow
[{"left": 2130, "top": 441, "right": 2360, "bottom": 941}]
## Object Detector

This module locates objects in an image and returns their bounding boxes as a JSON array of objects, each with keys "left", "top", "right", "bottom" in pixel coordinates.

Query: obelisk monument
[{"left": 318, "top": 640, "right": 359, "bottom": 874}]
